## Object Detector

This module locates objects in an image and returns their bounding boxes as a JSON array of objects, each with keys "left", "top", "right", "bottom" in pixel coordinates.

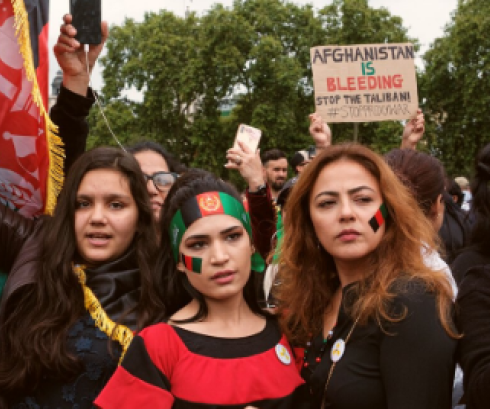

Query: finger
[
  {"left": 63, "top": 14, "right": 73, "bottom": 25},
  {"left": 57, "top": 33, "right": 79, "bottom": 49},
  {"left": 224, "top": 161, "right": 239, "bottom": 169},
  {"left": 53, "top": 43, "right": 78, "bottom": 56},
  {"left": 60, "top": 23, "right": 77, "bottom": 37},
  {"left": 101, "top": 21, "right": 109, "bottom": 43},
  {"left": 237, "top": 140, "right": 252, "bottom": 154}
]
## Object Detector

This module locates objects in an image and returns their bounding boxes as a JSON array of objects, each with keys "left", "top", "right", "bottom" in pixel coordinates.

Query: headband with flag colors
[
  {"left": 369, "top": 203, "right": 388, "bottom": 232},
  {"left": 169, "top": 191, "right": 265, "bottom": 272}
]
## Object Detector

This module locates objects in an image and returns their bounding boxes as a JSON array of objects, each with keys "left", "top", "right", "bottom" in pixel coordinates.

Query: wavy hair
[
  {"left": 276, "top": 143, "right": 456, "bottom": 345},
  {"left": 154, "top": 169, "right": 268, "bottom": 322},
  {"left": 0, "top": 147, "right": 161, "bottom": 395}
]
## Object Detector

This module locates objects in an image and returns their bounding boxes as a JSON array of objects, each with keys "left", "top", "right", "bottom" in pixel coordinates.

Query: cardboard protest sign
[{"left": 310, "top": 43, "right": 418, "bottom": 122}]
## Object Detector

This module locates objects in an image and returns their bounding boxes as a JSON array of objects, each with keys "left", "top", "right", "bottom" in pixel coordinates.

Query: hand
[
  {"left": 309, "top": 113, "right": 331, "bottom": 150},
  {"left": 225, "top": 141, "right": 265, "bottom": 191},
  {"left": 401, "top": 108, "right": 425, "bottom": 150},
  {"left": 53, "top": 14, "right": 109, "bottom": 95}
]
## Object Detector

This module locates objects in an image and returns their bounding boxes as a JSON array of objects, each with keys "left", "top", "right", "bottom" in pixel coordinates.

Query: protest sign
[{"left": 310, "top": 43, "right": 418, "bottom": 122}]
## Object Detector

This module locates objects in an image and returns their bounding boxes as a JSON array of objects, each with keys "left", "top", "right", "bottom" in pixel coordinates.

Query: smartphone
[
  {"left": 233, "top": 124, "right": 262, "bottom": 153},
  {"left": 70, "top": 0, "right": 102, "bottom": 45}
]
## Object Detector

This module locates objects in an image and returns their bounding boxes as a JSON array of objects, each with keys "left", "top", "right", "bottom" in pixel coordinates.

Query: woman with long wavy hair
[
  {"left": 0, "top": 147, "right": 163, "bottom": 407},
  {"left": 276, "top": 143, "right": 458, "bottom": 409}
]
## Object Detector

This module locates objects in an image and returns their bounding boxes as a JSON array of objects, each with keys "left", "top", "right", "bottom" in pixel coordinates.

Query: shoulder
[{"left": 458, "top": 264, "right": 490, "bottom": 300}]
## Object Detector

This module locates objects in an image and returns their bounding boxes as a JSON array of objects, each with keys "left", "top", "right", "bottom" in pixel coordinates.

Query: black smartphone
[{"left": 69, "top": 0, "right": 102, "bottom": 45}]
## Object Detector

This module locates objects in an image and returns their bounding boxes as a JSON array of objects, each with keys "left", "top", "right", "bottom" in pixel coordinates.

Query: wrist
[
  {"left": 63, "top": 74, "right": 90, "bottom": 96},
  {"left": 248, "top": 179, "right": 266, "bottom": 193}
]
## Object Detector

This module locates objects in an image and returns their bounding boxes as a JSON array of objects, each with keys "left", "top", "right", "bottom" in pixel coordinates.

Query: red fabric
[
  {"left": 139, "top": 323, "right": 304, "bottom": 405},
  {"left": 0, "top": 1, "right": 49, "bottom": 217},
  {"left": 95, "top": 366, "right": 174, "bottom": 409}
]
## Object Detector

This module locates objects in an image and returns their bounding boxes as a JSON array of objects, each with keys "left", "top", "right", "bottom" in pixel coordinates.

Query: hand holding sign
[
  {"left": 310, "top": 43, "right": 419, "bottom": 122},
  {"left": 401, "top": 108, "right": 425, "bottom": 149}
]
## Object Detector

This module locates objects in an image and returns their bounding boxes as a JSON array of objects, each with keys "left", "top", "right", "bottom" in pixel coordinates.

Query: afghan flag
[{"left": 0, "top": 0, "right": 63, "bottom": 218}]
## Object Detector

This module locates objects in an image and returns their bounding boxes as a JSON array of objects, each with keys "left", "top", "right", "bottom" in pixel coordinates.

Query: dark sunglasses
[{"left": 143, "top": 171, "right": 178, "bottom": 192}]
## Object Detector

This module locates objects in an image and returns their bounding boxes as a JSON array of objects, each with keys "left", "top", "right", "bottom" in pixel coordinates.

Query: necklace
[
  {"left": 320, "top": 315, "right": 361, "bottom": 409},
  {"left": 303, "top": 323, "right": 336, "bottom": 369},
  {"left": 73, "top": 264, "right": 134, "bottom": 363}
]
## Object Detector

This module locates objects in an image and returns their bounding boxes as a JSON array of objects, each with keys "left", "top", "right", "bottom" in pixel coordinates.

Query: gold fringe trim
[
  {"left": 11, "top": 0, "right": 64, "bottom": 215},
  {"left": 73, "top": 265, "right": 134, "bottom": 364}
]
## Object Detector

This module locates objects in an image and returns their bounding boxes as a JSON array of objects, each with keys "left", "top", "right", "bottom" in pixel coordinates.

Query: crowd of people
[{"left": 0, "top": 14, "right": 489, "bottom": 409}]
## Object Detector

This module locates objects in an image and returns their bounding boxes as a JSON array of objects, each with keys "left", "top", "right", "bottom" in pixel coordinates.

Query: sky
[{"left": 48, "top": 0, "right": 458, "bottom": 95}]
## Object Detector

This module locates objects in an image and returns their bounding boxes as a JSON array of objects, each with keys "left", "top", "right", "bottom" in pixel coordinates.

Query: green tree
[
  {"left": 422, "top": 0, "right": 490, "bottom": 176},
  {"left": 90, "top": 0, "right": 420, "bottom": 179}
]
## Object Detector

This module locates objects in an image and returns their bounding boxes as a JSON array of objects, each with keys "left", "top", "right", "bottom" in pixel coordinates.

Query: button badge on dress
[{"left": 330, "top": 339, "right": 345, "bottom": 362}]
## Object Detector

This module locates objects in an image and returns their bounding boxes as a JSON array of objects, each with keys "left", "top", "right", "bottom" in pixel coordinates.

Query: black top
[
  {"left": 451, "top": 248, "right": 490, "bottom": 285},
  {"left": 301, "top": 280, "right": 456, "bottom": 409},
  {"left": 457, "top": 264, "right": 490, "bottom": 409}
]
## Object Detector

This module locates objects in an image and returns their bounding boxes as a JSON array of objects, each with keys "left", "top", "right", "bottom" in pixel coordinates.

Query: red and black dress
[{"left": 95, "top": 318, "right": 307, "bottom": 408}]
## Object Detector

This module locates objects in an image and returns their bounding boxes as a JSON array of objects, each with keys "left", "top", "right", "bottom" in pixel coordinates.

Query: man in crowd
[{"left": 261, "top": 149, "right": 288, "bottom": 202}]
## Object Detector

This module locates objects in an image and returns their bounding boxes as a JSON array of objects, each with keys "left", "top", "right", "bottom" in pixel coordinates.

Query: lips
[
  {"left": 151, "top": 201, "right": 162, "bottom": 210},
  {"left": 337, "top": 229, "right": 360, "bottom": 241},
  {"left": 86, "top": 232, "right": 112, "bottom": 246},
  {"left": 211, "top": 270, "right": 236, "bottom": 285}
]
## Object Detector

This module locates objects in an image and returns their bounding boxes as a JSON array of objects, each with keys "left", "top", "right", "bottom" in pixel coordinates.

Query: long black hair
[
  {"left": 0, "top": 147, "right": 161, "bottom": 395},
  {"left": 154, "top": 169, "right": 267, "bottom": 322},
  {"left": 127, "top": 140, "right": 187, "bottom": 174}
]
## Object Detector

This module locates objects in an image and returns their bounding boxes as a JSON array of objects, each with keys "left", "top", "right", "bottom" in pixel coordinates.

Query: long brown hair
[
  {"left": 0, "top": 147, "right": 162, "bottom": 395},
  {"left": 276, "top": 143, "right": 456, "bottom": 345}
]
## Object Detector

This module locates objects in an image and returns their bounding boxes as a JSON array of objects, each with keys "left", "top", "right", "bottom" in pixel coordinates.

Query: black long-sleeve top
[
  {"left": 301, "top": 280, "right": 457, "bottom": 409},
  {"left": 457, "top": 264, "right": 490, "bottom": 409}
]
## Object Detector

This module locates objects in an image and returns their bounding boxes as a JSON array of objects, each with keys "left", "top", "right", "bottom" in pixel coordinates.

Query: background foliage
[{"left": 88, "top": 0, "right": 489, "bottom": 179}]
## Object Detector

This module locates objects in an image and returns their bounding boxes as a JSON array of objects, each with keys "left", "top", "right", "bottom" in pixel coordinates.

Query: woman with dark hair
[
  {"left": 277, "top": 143, "right": 457, "bottom": 409},
  {"left": 0, "top": 147, "right": 163, "bottom": 407},
  {"left": 96, "top": 170, "right": 307, "bottom": 408},
  {"left": 384, "top": 148, "right": 459, "bottom": 295},
  {"left": 455, "top": 143, "right": 490, "bottom": 409}
]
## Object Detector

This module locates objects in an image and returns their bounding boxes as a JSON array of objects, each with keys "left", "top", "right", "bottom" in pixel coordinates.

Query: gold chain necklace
[
  {"left": 320, "top": 315, "right": 361, "bottom": 409},
  {"left": 73, "top": 264, "right": 134, "bottom": 363}
]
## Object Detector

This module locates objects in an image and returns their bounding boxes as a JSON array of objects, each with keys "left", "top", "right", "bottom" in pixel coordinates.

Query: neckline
[{"left": 169, "top": 317, "right": 271, "bottom": 342}]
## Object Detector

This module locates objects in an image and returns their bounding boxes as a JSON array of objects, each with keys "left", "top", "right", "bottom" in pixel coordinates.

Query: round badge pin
[
  {"left": 330, "top": 339, "right": 345, "bottom": 363},
  {"left": 275, "top": 344, "right": 291, "bottom": 365}
]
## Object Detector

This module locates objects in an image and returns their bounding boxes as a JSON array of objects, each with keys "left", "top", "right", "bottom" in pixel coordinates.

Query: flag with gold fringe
[
  {"left": 0, "top": 0, "right": 63, "bottom": 217},
  {"left": 0, "top": 0, "right": 64, "bottom": 293}
]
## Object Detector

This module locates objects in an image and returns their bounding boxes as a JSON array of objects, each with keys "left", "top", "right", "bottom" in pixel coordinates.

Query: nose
[
  {"left": 209, "top": 240, "right": 230, "bottom": 265},
  {"left": 339, "top": 199, "right": 355, "bottom": 221},
  {"left": 89, "top": 203, "right": 107, "bottom": 225},
  {"left": 146, "top": 178, "right": 158, "bottom": 196}
]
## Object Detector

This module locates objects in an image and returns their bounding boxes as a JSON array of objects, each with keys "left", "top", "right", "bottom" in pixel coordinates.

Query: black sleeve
[
  {"left": 0, "top": 203, "right": 38, "bottom": 273},
  {"left": 457, "top": 265, "right": 490, "bottom": 409},
  {"left": 380, "top": 284, "right": 456, "bottom": 409},
  {"left": 50, "top": 85, "right": 95, "bottom": 174}
]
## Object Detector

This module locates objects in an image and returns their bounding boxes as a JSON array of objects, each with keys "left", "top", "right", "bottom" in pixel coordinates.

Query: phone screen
[{"left": 70, "top": 0, "right": 102, "bottom": 45}]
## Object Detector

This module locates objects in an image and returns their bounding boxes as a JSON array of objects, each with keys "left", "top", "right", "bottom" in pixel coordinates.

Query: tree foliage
[
  {"left": 422, "top": 0, "right": 490, "bottom": 177},
  {"left": 89, "top": 0, "right": 421, "bottom": 177}
]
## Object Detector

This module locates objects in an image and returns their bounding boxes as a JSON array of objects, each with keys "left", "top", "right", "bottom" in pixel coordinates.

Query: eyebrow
[
  {"left": 313, "top": 185, "right": 375, "bottom": 201},
  {"left": 185, "top": 225, "right": 242, "bottom": 241},
  {"left": 76, "top": 194, "right": 132, "bottom": 201}
]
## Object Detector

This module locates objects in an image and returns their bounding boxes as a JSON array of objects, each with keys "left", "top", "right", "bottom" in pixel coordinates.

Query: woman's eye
[
  {"left": 109, "top": 202, "right": 124, "bottom": 209},
  {"left": 76, "top": 200, "right": 90, "bottom": 209},
  {"left": 226, "top": 232, "right": 242, "bottom": 241},
  {"left": 355, "top": 196, "right": 373, "bottom": 204},
  {"left": 188, "top": 241, "right": 205, "bottom": 250},
  {"left": 318, "top": 200, "right": 335, "bottom": 208}
]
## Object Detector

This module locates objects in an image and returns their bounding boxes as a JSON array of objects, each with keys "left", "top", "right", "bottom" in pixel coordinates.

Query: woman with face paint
[
  {"left": 275, "top": 144, "right": 458, "bottom": 409},
  {"left": 96, "top": 170, "right": 308, "bottom": 408}
]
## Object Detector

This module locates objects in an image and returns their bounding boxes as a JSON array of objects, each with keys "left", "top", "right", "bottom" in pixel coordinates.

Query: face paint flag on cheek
[
  {"left": 369, "top": 203, "right": 388, "bottom": 233},
  {"left": 181, "top": 254, "right": 203, "bottom": 274},
  {"left": 169, "top": 191, "right": 266, "bottom": 273}
]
